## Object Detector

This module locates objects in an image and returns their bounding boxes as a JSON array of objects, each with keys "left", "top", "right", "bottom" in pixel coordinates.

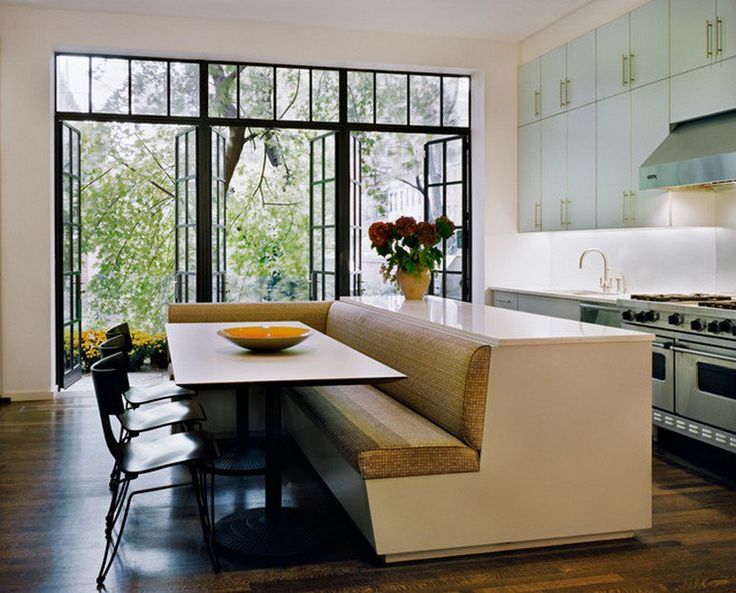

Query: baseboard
[
  {"left": 382, "top": 531, "right": 635, "bottom": 563},
  {"left": 4, "top": 390, "right": 55, "bottom": 402}
]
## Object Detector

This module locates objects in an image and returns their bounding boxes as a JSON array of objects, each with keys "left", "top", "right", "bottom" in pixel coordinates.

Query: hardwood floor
[{"left": 1, "top": 395, "right": 736, "bottom": 593}]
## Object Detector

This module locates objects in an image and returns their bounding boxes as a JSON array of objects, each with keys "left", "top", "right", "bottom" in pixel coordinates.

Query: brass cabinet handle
[
  {"left": 622, "top": 190, "right": 629, "bottom": 222},
  {"left": 559, "top": 79, "right": 565, "bottom": 107},
  {"left": 565, "top": 78, "right": 571, "bottom": 105},
  {"left": 622, "top": 55, "right": 628, "bottom": 85},
  {"left": 534, "top": 90, "right": 541, "bottom": 116},
  {"left": 566, "top": 199, "right": 572, "bottom": 226},
  {"left": 717, "top": 18, "right": 723, "bottom": 55},
  {"left": 534, "top": 201, "right": 541, "bottom": 229},
  {"left": 629, "top": 53, "right": 635, "bottom": 83},
  {"left": 707, "top": 20, "right": 714, "bottom": 57},
  {"left": 629, "top": 191, "right": 636, "bottom": 222},
  {"left": 559, "top": 198, "right": 565, "bottom": 226}
]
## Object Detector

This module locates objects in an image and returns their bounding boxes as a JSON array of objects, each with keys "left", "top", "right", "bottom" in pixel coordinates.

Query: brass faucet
[{"left": 578, "top": 248, "right": 614, "bottom": 293}]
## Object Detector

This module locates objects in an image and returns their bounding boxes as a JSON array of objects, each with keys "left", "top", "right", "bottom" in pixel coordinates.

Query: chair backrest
[
  {"left": 98, "top": 335, "right": 131, "bottom": 391},
  {"left": 91, "top": 353, "right": 128, "bottom": 461},
  {"left": 107, "top": 322, "right": 133, "bottom": 353}
]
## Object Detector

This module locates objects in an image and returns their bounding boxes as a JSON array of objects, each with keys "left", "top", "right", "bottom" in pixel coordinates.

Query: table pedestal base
[
  {"left": 212, "top": 445, "right": 265, "bottom": 475},
  {"left": 215, "top": 508, "right": 325, "bottom": 558}
]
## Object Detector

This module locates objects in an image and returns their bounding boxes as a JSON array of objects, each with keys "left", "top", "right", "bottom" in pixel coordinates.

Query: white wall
[
  {"left": 0, "top": 4, "right": 519, "bottom": 399},
  {"left": 716, "top": 191, "right": 736, "bottom": 293},
  {"left": 491, "top": 0, "right": 728, "bottom": 296}
]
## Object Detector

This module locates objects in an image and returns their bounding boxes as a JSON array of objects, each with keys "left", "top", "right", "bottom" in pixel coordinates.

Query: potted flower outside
[{"left": 368, "top": 215, "right": 456, "bottom": 300}]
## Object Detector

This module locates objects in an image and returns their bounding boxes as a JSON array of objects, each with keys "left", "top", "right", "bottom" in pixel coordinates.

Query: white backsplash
[{"left": 716, "top": 191, "right": 736, "bottom": 293}]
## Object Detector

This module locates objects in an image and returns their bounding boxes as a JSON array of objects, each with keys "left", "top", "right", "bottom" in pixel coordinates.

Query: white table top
[
  {"left": 341, "top": 295, "right": 653, "bottom": 346},
  {"left": 166, "top": 321, "right": 405, "bottom": 388}
]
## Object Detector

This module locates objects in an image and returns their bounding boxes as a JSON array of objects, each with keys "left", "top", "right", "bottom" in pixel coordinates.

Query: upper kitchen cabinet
[
  {"left": 630, "top": 0, "right": 670, "bottom": 88},
  {"left": 596, "top": 13, "right": 630, "bottom": 101},
  {"left": 565, "top": 104, "right": 596, "bottom": 230},
  {"left": 630, "top": 80, "right": 671, "bottom": 227},
  {"left": 538, "top": 33, "right": 595, "bottom": 120},
  {"left": 671, "top": 0, "right": 736, "bottom": 76},
  {"left": 541, "top": 46, "right": 567, "bottom": 118},
  {"left": 671, "top": 56, "right": 736, "bottom": 122},
  {"left": 540, "top": 113, "right": 567, "bottom": 230},
  {"left": 518, "top": 122, "right": 542, "bottom": 232},
  {"left": 565, "top": 32, "right": 596, "bottom": 109},
  {"left": 596, "top": 92, "right": 631, "bottom": 229},
  {"left": 518, "top": 58, "right": 541, "bottom": 127}
]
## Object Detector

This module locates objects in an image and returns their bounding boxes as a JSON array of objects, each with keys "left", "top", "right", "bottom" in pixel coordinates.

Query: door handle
[
  {"left": 629, "top": 191, "right": 636, "bottom": 222},
  {"left": 622, "top": 190, "right": 629, "bottom": 222},
  {"left": 534, "top": 90, "right": 541, "bottom": 116},
  {"left": 534, "top": 201, "right": 541, "bottom": 229},
  {"left": 559, "top": 79, "right": 565, "bottom": 108},
  {"left": 622, "top": 54, "right": 628, "bottom": 85},
  {"left": 707, "top": 20, "right": 714, "bottom": 57},
  {"left": 716, "top": 18, "right": 723, "bottom": 55},
  {"left": 672, "top": 346, "right": 736, "bottom": 364},
  {"left": 565, "top": 79, "right": 570, "bottom": 105},
  {"left": 560, "top": 198, "right": 565, "bottom": 226},
  {"left": 629, "top": 53, "right": 635, "bottom": 83},
  {"left": 565, "top": 199, "right": 571, "bottom": 226}
]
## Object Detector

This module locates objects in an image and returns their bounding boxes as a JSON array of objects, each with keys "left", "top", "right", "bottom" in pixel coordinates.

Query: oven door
[
  {"left": 674, "top": 340, "right": 736, "bottom": 432},
  {"left": 652, "top": 338, "right": 674, "bottom": 412}
]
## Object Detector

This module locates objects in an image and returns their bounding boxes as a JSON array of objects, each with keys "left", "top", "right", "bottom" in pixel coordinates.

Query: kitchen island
[{"left": 337, "top": 295, "right": 654, "bottom": 557}]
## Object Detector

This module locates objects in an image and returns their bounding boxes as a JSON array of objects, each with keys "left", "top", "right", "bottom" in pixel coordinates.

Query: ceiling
[{"left": 2, "top": 0, "right": 592, "bottom": 41}]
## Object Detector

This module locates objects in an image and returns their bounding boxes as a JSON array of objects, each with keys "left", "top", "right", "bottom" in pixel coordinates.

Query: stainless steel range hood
[{"left": 639, "top": 110, "right": 736, "bottom": 190}]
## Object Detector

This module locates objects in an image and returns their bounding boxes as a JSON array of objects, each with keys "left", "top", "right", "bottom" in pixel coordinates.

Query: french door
[
  {"left": 174, "top": 127, "right": 197, "bottom": 303},
  {"left": 349, "top": 135, "right": 363, "bottom": 296},
  {"left": 56, "top": 122, "right": 83, "bottom": 388},
  {"left": 308, "top": 132, "right": 337, "bottom": 300},
  {"left": 424, "top": 135, "right": 470, "bottom": 301},
  {"left": 211, "top": 129, "right": 227, "bottom": 302}
]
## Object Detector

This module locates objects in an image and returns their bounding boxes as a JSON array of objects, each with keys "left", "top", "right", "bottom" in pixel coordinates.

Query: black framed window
[{"left": 174, "top": 127, "right": 197, "bottom": 302}]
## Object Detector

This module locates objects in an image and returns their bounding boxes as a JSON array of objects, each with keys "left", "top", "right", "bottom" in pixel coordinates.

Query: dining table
[{"left": 166, "top": 320, "right": 405, "bottom": 559}]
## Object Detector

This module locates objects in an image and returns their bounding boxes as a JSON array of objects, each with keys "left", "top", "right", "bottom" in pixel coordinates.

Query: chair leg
[
  {"left": 190, "top": 465, "right": 220, "bottom": 572},
  {"left": 97, "top": 478, "right": 134, "bottom": 587}
]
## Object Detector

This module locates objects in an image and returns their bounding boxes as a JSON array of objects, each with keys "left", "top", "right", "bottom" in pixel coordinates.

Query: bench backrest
[
  {"left": 168, "top": 301, "right": 334, "bottom": 333},
  {"left": 326, "top": 301, "right": 491, "bottom": 451}
]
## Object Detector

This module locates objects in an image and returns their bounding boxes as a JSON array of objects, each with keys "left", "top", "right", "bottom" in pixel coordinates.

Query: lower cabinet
[{"left": 491, "top": 291, "right": 581, "bottom": 321}]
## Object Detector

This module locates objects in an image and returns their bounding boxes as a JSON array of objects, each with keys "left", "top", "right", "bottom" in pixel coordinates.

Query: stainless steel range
[{"left": 619, "top": 293, "right": 736, "bottom": 453}]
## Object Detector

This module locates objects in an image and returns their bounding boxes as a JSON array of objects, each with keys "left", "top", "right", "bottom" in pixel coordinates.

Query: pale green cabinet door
[
  {"left": 541, "top": 113, "right": 567, "bottom": 231},
  {"left": 566, "top": 31, "right": 596, "bottom": 109},
  {"left": 671, "top": 0, "right": 716, "bottom": 76},
  {"left": 541, "top": 45, "right": 567, "bottom": 118},
  {"left": 671, "top": 58, "right": 736, "bottom": 123},
  {"left": 518, "top": 123, "right": 542, "bottom": 232},
  {"left": 717, "top": 0, "right": 736, "bottom": 61},
  {"left": 596, "top": 13, "right": 630, "bottom": 101},
  {"left": 630, "top": 80, "right": 671, "bottom": 227},
  {"left": 596, "top": 93, "right": 631, "bottom": 228},
  {"left": 566, "top": 104, "right": 596, "bottom": 230},
  {"left": 630, "top": 0, "right": 670, "bottom": 88},
  {"left": 518, "top": 58, "right": 541, "bottom": 126}
]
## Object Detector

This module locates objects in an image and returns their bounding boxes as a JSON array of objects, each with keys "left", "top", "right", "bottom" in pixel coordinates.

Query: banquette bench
[{"left": 168, "top": 299, "right": 651, "bottom": 562}]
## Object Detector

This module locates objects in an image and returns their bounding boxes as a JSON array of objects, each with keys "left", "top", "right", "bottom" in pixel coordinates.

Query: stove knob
[
  {"left": 707, "top": 320, "right": 721, "bottom": 334},
  {"left": 719, "top": 320, "right": 733, "bottom": 333},
  {"left": 668, "top": 313, "right": 684, "bottom": 326},
  {"left": 622, "top": 310, "right": 635, "bottom": 321},
  {"left": 690, "top": 319, "right": 705, "bottom": 332},
  {"left": 635, "top": 311, "right": 647, "bottom": 322},
  {"left": 644, "top": 310, "right": 660, "bottom": 322}
]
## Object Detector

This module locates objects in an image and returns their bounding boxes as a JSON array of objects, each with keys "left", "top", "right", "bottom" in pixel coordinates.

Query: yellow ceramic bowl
[{"left": 217, "top": 325, "right": 311, "bottom": 352}]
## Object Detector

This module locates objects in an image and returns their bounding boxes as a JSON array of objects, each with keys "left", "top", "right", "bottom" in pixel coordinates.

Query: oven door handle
[
  {"left": 652, "top": 342, "right": 671, "bottom": 350},
  {"left": 671, "top": 345, "right": 736, "bottom": 364}
]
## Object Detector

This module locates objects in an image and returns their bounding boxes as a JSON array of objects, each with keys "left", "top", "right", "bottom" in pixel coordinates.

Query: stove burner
[
  {"left": 698, "top": 301, "right": 736, "bottom": 310},
  {"left": 630, "top": 293, "right": 733, "bottom": 303}
]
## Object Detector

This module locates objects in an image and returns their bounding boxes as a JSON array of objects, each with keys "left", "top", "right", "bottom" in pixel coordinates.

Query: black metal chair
[
  {"left": 99, "top": 334, "right": 194, "bottom": 408},
  {"left": 91, "top": 353, "right": 219, "bottom": 586}
]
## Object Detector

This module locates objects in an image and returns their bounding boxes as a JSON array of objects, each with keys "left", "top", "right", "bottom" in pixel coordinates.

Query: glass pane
[
  {"left": 62, "top": 126, "right": 71, "bottom": 170},
  {"left": 187, "top": 228, "right": 197, "bottom": 272},
  {"left": 428, "top": 142, "right": 444, "bottom": 184},
  {"left": 63, "top": 227, "right": 71, "bottom": 271},
  {"left": 72, "top": 178, "right": 80, "bottom": 222},
  {"left": 176, "top": 181, "right": 186, "bottom": 223},
  {"left": 324, "top": 134, "right": 335, "bottom": 180},
  {"left": 315, "top": 274, "right": 323, "bottom": 300},
  {"left": 62, "top": 177, "right": 71, "bottom": 223},
  {"left": 131, "top": 60, "right": 167, "bottom": 115},
  {"left": 428, "top": 186, "right": 443, "bottom": 220},
  {"left": 239, "top": 66, "right": 273, "bottom": 119},
  {"left": 446, "top": 184, "right": 463, "bottom": 225},
  {"left": 170, "top": 62, "right": 199, "bottom": 116},
  {"left": 56, "top": 55, "right": 89, "bottom": 112},
  {"left": 187, "top": 275, "right": 197, "bottom": 302},
  {"left": 347, "top": 71, "right": 373, "bottom": 123},
  {"left": 177, "top": 229, "right": 186, "bottom": 270},
  {"left": 208, "top": 64, "right": 237, "bottom": 118},
  {"left": 312, "top": 230, "right": 323, "bottom": 270},
  {"left": 63, "top": 325, "right": 72, "bottom": 369},
  {"left": 187, "top": 179, "right": 197, "bottom": 223},
  {"left": 325, "top": 274, "right": 335, "bottom": 300},
  {"left": 410, "top": 75, "right": 441, "bottom": 126},
  {"left": 187, "top": 131, "right": 197, "bottom": 173},
  {"left": 63, "top": 276, "right": 72, "bottom": 322},
  {"left": 276, "top": 68, "right": 309, "bottom": 120},
  {"left": 653, "top": 353, "right": 666, "bottom": 381},
  {"left": 312, "top": 140, "right": 323, "bottom": 182},
  {"left": 312, "top": 183, "right": 323, "bottom": 224},
  {"left": 71, "top": 134, "right": 80, "bottom": 173},
  {"left": 71, "top": 226, "right": 80, "bottom": 271},
  {"left": 376, "top": 73, "right": 407, "bottom": 125},
  {"left": 91, "top": 57, "right": 129, "bottom": 114},
  {"left": 324, "top": 180, "right": 335, "bottom": 225},
  {"left": 312, "top": 69, "right": 339, "bottom": 122},
  {"left": 324, "top": 227, "right": 335, "bottom": 272},
  {"left": 444, "top": 273, "right": 462, "bottom": 300},
  {"left": 446, "top": 139, "right": 463, "bottom": 182},
  {"left": 443, "top": 77, "right": 470, "bottom": 127}
]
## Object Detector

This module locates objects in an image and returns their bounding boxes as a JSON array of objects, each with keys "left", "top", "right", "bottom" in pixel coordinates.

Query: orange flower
[{"left": 395, "top": 216, "right": 418, "bottom": 237}]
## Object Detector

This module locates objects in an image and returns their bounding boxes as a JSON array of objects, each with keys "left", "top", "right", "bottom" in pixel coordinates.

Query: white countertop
[
  {"left": 489, "top": 285, "right": 622, "bottom": 304},
  {"left": 341, "top": 296, "right": 652, "bottom": 347}
]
